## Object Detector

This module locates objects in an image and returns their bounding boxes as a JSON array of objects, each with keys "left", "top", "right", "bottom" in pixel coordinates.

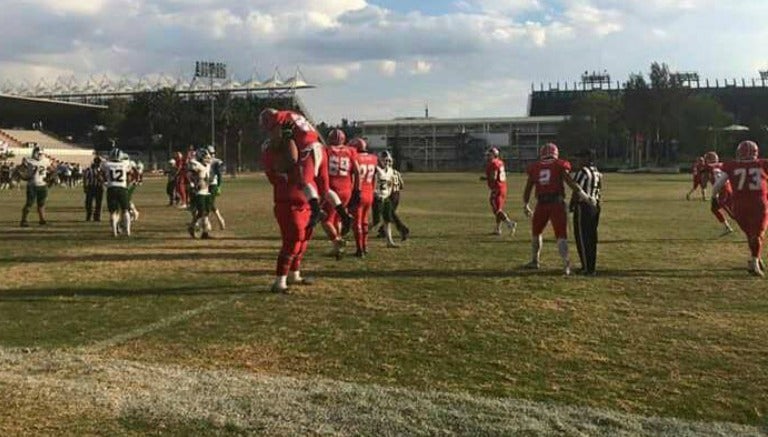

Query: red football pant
[
  {"left": 489, "top": 188, "right": 507, "bottom": 215},
  {"left": 175, "top": 176, "right": 188, "bottom": 205},
  {"left": 532, "top": 202, "right": 567, "bottom": 239},
  {"left": 354, "top": 198, "right": 373, "bottom": 252},
  {"left": 732, "top": 201, "right": 768, "bottom": 257},
  {"left": 711, "top": 196, "right": 734, "bottom": 223},
  {"left": 274, "top": 203, "right": 312, "bottom": 276},
  {"left": 323, "top": 189, "right": 351, "bottom": 239}
]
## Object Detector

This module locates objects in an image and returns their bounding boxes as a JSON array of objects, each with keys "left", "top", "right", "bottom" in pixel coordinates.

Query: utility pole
[{"left": 194, "top": 61, "right": 227, "bottom": 149}]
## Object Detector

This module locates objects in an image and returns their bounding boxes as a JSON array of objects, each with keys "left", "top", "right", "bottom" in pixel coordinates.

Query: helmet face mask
[
  {"left": 381, "top": 150, "right": 393, "bottom": 167},
  {"left": 704, "top": 151, "right": 719, "bottom": 164},
  {"left": 349, "top": 138, "right": 367, "bottom": 152},
  {"left": 736, "top": 140, "right": 759, "bottom": 161},
  {"left": 259, "top": 108, "right": 278, "bottom": 131},
  {"left": 486, "top": 147, "right": 500, "bottom": 159},
  {"left": 196, "top": 147, "right": 212, "bottom": 164}
]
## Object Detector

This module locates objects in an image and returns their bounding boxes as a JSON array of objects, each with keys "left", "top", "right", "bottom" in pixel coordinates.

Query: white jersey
[
  {"left": 102, "top": 160, "right": 134, "bottom": 188},
  {"left": 375, "top": 166, "right": 395, "bottom": 200},
  {"left": 188, "top": 159, "right": 212, "bottom": 195},
  {"left": 26, "top": 157, "right": 50, "bottom": 187}
]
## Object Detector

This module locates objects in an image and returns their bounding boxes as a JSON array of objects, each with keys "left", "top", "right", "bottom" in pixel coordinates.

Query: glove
[
  {"left": 524, "top": 203, "right": 533, "bottom": 218},
  {"left": 348, "top": 189, "right": 361, "bottom": 212},
  {"left": 307, "top": 198, "right": 322, "bottom": 232},
  {"left": 586, "top": 196, "right": 598, "bottom": 207}
]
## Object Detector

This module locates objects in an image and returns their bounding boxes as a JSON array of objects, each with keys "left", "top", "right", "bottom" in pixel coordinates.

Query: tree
[
  {"left": 557, "top": 91, "right": 624, "bottom": 159},
  {"left": 677, "top": 95, "right": 732, "bottom": 157}
]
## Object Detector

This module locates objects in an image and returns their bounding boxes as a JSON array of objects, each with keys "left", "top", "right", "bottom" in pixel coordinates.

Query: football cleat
[
  {"left": 748, "top": 259, "right": 765, "bottom": 277},
  {"left": 523, "top": 260, "right": 540, "bottom": 269},
  {"left": 719, "top": 226, "right": 734, "bottom": 237},
  {"left": 400, "top": 228, "right": 410, "bottom": 241},
  {"left": 270, "top": 282, "right": 289, "bottom": 294},
  {"left": 288, "top": 276, "right": 314, "bottom": 286},
  {"left": 354, "top": 249, "right": 365, "bottom": 258},
  {"left": 507, "top": 220, "right": 517, "bottom": 236},
  {"left": 20, "top": 220, "right": 29, "bottom": 228}
]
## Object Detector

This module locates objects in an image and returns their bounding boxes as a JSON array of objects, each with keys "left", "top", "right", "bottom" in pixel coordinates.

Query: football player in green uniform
[{"left": 20, "top": 145, "right": 51, "bottom": 227}]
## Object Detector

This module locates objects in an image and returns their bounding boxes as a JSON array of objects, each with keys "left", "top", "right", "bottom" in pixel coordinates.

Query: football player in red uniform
[
  {"left": 321, "top": 129, "right": 358, "bottom": 258},
  {"left": 686, "top": 156, "right": 707, "bottom": 201},
  {"left": 174, "top": 151, "right": 189, "bottom": 209},
  {"left": 703, "top": 151, "right": 734, "bottom": 236},
  {"left": 259, "top": 108, "right": 352, "bottom": 233},
  {"left": 262, "top": 140, "right": 314, "bottom": 293},
  {"left": 522, "top": 143, "right": 597, "bottom": 275},
  {"left": 483, "top": 147, "right": 517, "bottom": 236},
  {"left": 349, "top": 138, "right": 378, "bottom": 257},
  {"left": 712, "top": 140, "right": 768, "bottom": 276}
]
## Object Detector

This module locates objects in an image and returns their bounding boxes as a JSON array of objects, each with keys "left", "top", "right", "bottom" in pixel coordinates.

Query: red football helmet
[
  {"left": 703, "top": 151, "right": 719, "bottom": 164},
  {"left": 259, "top": 108, "right": 278, "bottom": 131},
  {"left": 327, "top": 129, "right": 346, "bottom": 146},
  {"left": 349, "top": 137, "right": 367, "bottom": 152},
  {"left": 736, "top": 140, "right": 759, "bottom": 160},
  {"left": 539, "top": 142, "right": 559, "bottom": 160}
]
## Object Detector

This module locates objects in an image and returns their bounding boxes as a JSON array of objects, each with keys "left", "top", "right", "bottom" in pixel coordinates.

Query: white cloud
[
  {"left": 1, "top": 0, "right": 768, "bottom": 124},
  {"left": 30, "top": 0, "right": 107, "bottom": 15},
  {"left": 410, "top": 60, "right": 432, "bottom": 75},
  {"left": 379, "top": 60, "right": 397, "bottom": 76}
]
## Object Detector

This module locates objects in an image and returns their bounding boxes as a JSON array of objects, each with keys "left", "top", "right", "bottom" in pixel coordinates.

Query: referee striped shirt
[
  {"left": 83, "top": 166, "right": 100, "bottom": 188},
  {"left": 573, "top": 165, "right": 602, "bottom": 202}
]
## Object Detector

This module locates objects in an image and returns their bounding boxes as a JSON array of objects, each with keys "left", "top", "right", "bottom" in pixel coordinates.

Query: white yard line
[
  {"left": 81, "top": 295, "right": 242, "bottom": 353},
  {"left": 0, "top": 346, "right": 762, "bottom": 436}
]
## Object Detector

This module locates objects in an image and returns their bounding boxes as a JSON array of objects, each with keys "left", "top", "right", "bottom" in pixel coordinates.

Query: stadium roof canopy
[
  {"left": 0, "top": 67, "right": 314, "bottom": 102},
  {"left": 0, "top": 94, "right": 106, "bottom": 122}
]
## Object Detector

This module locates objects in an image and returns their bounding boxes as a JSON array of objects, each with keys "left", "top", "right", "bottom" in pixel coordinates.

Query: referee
[
  {"left": 570, "top": 149, "right": 602, "bottom": 276},
  {"left": 83, "top": 155, "right": 104, "bottom": 221}
]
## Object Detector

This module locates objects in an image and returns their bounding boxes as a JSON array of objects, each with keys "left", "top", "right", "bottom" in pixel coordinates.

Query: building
[
  {"left": 529, "top": 75, "right": 768, "bottom": 123},
  {"left": 359, "top": 116, "right": 566, "bottom": 171}
]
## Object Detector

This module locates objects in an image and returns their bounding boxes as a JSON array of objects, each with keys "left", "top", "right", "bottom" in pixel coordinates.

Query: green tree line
[{"left": 557, "top": 62, "right": 767, "bottom": 167}]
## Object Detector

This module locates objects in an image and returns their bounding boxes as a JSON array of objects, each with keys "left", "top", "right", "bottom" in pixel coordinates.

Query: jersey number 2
[{"left": 538, "top": 169, "right": 551, "bottom": 185}]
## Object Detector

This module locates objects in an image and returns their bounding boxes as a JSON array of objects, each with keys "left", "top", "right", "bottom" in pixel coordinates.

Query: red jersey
[
  {"left": 485, "top": 158, "right": 507, "bottom": 192},
  {"left": 326, "top": 145, "right": 358, "bottom": 195},
  {"left": 275, "top": 110, "right": 319, "bottom": 150},
  {"left": 262, "top": 147, "right": 307, "bottom": 206},
  {"left": 720, "top": 159, "right": 768, "bottom": 203},
  {"left": 526, "top": 158, "right": 572, "bottom": 197},
  {"left": 355, "top": 152, "right": 379, "bottom": 200}
]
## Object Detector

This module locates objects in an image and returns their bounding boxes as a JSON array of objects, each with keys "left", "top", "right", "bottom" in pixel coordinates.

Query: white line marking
[{"left": 81, "top": 295, "right": 242, "bottom": 353}]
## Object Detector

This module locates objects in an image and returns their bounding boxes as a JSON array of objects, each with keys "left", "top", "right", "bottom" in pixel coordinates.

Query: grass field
[{"left": 0, "top": 172, "right": 767, "bottom": 435}]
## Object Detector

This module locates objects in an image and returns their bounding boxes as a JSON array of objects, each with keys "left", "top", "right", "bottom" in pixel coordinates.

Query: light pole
[{"left": 194, "top": 61, "right": 227, "bottom": 149}]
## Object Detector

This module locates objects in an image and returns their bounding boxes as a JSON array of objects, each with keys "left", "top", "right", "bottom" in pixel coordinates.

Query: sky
[{"left": 1, "top": 0, "right": 768, "bottom": 124}]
